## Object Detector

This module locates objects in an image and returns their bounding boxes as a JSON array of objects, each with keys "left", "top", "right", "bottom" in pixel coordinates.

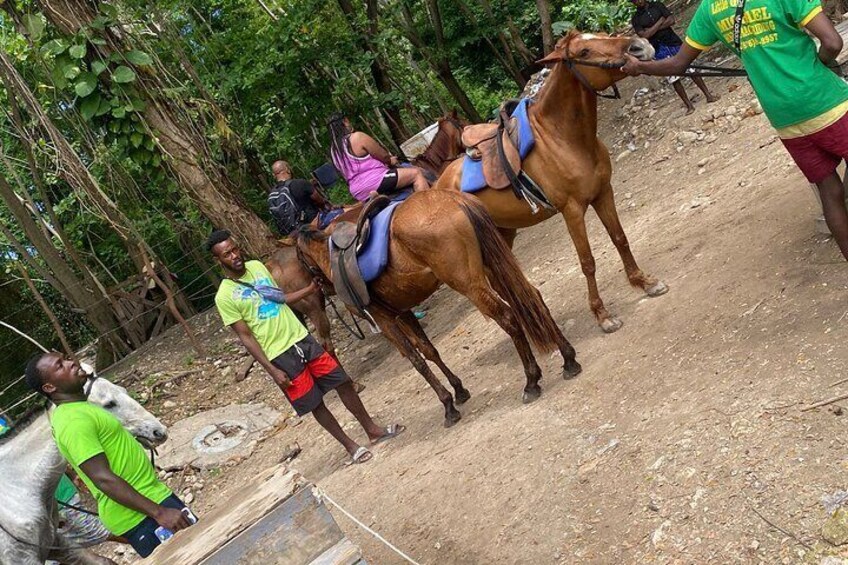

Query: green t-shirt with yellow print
[{"left": 685, "top": 0, "right": 848, "bottom": 128}]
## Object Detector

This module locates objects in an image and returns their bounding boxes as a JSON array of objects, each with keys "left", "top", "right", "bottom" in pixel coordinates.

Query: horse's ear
[{"left": 538, "top": 29, "right": 578, "bottom": 64}]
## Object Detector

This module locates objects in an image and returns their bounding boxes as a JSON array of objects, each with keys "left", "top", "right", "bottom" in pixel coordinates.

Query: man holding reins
[{"left": 622, "top": 0, "right": 848, "bottom": 260}]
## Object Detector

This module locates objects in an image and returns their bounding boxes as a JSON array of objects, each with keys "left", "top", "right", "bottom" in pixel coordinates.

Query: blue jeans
[{"left": 121, "top": 494, "right": 193, "bottom": 558}]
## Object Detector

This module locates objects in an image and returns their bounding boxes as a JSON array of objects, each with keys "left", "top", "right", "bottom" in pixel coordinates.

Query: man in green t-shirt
[
  {"left": 622, "top": 0, "right": 848, "bottom": 260},
  {"left": 208, "top": 229, "right": 403, "bottom": 465},
  {"left": 25, "top": 352, "right": 195, "bottom": 558}
]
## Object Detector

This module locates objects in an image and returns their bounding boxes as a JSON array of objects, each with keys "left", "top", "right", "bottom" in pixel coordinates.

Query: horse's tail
[{"left": 458, "top": 196, "right": 560, "bottom": 353}]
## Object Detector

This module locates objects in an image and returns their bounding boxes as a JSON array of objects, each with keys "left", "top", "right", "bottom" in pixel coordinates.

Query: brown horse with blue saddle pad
[
  {"left": 295, "top": 190, "right": 582, "bottom": 427},
  {"left": 433, "top": 31, "right": 669, "bottom": 333}
]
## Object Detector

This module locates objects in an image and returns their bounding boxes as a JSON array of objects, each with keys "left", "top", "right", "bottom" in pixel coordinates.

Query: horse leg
[
  {"left": 525, "top": 287, "right": 582, "bottom": 379},
  {"left": 592, "top": 185, "right": 668, "bottom": 297},
  {"left": 397, "top": 311, "right": 471, "bottom": 404},
  {"left": 295, "top": 294, "right": 336, "bottom": 356},
  {"left": 373, "top": 312, "right": 462, "bottom": 427},
  {"left": 561, "top": 202, "right": 622, "bottom": 333},
  {"left": 461, "top": 283, "right": 544, "bottom": 403},
  {"left": 48, "top": 537, "right": 116, "bottom": 565},
  {"left": 497, "top": 227, "right": 517, "bottom": 249}
]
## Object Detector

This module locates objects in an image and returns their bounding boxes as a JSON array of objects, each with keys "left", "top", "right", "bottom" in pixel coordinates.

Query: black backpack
[{"left": 268, "top": 181, "right": 299, "bottom": 236}]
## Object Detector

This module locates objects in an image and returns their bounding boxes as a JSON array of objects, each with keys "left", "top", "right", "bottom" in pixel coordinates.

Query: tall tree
[
  {"left": 32, "top": 0, "right": 278, "bottom": 258},
  {"left": 337, "top": 0, "right": 411, "bottom": 151},
  {"left": 536, "top": 0, "right": 555, "bottom": 55}
]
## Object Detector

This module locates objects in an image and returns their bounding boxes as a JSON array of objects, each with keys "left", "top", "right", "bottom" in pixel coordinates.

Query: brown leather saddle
[
  {"left": 327, "top": 196, "right": 392, "bottom": 326},
  {"left": 460, "top": 100, "right": 554, "bottom": 213},
  {"left": 460, "top": 103, "right": 522, "bottom": 190}
]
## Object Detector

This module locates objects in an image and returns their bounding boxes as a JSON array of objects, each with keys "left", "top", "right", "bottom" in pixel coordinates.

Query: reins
[{"left": 294, "top": 242, "right": 366, "bottom": 341}]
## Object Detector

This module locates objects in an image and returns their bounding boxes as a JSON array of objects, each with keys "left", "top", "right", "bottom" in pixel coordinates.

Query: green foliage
[{"left": 554, "top": 0, "right": 634, "bottom": 34}]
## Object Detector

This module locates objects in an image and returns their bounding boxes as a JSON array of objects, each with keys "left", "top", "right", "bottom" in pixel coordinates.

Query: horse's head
[
  {"left": 293, "top": 226, "right": 334, "bottom": 291},
  {"left": 415, "top": 109, "right": 469, "bottom": 175},
  {"left": 82, "top": 364, "right": 169, "bottom": 448},
  {"left": 538, "top": 30, "right": 655, "bottom": 92}
]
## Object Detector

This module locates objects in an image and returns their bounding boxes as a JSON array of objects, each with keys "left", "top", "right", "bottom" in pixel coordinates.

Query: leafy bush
[{"left": 553, "top": 0, "right": 634, "bottom": 34}]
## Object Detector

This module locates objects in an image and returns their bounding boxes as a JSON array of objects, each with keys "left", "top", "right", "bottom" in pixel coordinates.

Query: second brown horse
[{"left": 296, "top": 190, "right": 581, "bottom": 426}]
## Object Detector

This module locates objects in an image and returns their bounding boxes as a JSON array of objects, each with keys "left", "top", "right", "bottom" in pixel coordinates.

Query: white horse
[{"left": 0, "top": 367, "right": 169, "bottom": 565}]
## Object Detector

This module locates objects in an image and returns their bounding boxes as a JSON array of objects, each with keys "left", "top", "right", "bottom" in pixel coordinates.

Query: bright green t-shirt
[
  {"left": 685, "top": 0, "right": 848, "bottom": 128},
  {"left": 51, "top": 402, "right": 172, "bottom": 535},
  {"left": 55, "top": 474, "right": 77, "bottom": 504},
  {"left": 214, "top": 260, "right": 308, "bottom": 360}
]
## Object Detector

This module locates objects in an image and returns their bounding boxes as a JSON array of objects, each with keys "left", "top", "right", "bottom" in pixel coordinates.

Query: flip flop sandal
[
  {"left": 371, "top": 423, "right": 406, "bottom": 446},
  {"left": 345, "top": 446, "right": 372, "bottom": 466}
]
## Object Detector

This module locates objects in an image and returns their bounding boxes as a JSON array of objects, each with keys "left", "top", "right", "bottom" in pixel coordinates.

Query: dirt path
[{"left": 107, "top": 76, "right": 848, "bottom": 564}]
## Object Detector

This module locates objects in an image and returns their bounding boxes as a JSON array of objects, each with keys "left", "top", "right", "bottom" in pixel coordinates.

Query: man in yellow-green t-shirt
[
  {"left": 623, "top": 0, "right": 848, "bottom": 261},
  {"left": 208, "top": 229, "right": 404, "bottom": 465},
  {"left": 25, "top": 352, "right": 195, "bottom": 558}
]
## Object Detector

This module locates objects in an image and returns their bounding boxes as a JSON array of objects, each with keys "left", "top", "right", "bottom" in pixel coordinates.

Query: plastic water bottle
[{"left": 154, "top": 508, "right": 198, "bottom": 544}]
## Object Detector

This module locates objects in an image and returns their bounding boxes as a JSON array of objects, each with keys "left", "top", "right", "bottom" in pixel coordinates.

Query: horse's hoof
[
  {"left": 455, "top": 388, "right": 471, "bottom": 405},
  {"left": 444, "top": 410, "right": 462, "bottom": 427},
  {"left": 600, "top": 316, "right": 623, "bottom": 333},
  {"left": 563, "top": 359, "right": 582, "bottom": 379},
  {"left": 646, "top": 281, "right": 669, "bottom": 297},
  {"left": 522, "top": 386, "right": 542, "bottom": 404}
]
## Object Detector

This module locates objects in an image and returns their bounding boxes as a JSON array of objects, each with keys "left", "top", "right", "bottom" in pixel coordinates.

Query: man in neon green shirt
[
  {"left": 208, "top": 229, "right": 404, "bottom": 465},
  {"left": 623, "top": 0, "right": 848, "bottom": 260},
  {"left": 25, "top": 352, "right": 194, "bottom": 558}
]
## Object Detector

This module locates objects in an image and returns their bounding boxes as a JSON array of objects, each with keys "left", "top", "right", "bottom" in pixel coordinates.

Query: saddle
[
  {"left": 460, "top": 100, "right": 522, "bottom": 190},
  {"left": 460, "top": 99, "right": 554, "bottom": 213},
  {"left": 327, "top": 196, "right": 392, "bottom": 323}
]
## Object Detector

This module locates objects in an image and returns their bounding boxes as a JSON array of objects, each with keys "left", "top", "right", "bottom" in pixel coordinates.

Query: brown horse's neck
[
  {"left": 301, "top": 238, "right": 332, "bottom": 282},
  {"left": 413, "top": 125, "right": 463, "bottom": 174},
  {"left": 532, "top": 63, "right": 599, "bottom": 143}
]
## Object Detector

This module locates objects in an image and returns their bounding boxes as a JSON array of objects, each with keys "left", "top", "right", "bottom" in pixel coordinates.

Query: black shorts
[
  {"left": 271, "top": 335, "right": 350, "bottom": 416},
  {"left": 377, "top": 168, "right": 399, "bottom": 194},
  {"left": 121, "top": 494, "right": 194, "bottom": 558}
]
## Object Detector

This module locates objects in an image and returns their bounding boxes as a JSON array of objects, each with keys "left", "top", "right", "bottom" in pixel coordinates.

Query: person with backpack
[
  {"left": 622, "top": 0, "right": 848, "bottom": 260},
  {"left": 269, "top": 161, "right": 342, "bottom": 236}
]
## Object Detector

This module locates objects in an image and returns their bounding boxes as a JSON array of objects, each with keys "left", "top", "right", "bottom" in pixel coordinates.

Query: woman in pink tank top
[{"left": 328, "top": 113, "right": 429, "bottom": 202}]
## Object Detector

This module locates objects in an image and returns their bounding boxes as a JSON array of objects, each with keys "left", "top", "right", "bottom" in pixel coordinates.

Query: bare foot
[{"left": 684, "top": 106, "right": 696, "bottom": 116}]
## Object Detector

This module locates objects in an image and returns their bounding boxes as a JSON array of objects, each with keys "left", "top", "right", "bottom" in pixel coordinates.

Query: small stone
[
  {"left": 822, "top": 508, "right": 848, "bottom": 545},
  {"left": 821, "top": 557, "right": 846, "bottom": 565},
  {"left": 616, "top": 150, "right": 631, "bottom": 163},
  {"left": 677, "top": 131, "right": 699, "bottom": 144},
  {"left": 163, "top": 400, "right": 177, "bottom": 409},
  {"left": 651, "top": 520, "right": 670, "bottom": 547},
  {"left": 184, "top": 492, "right": 195, "bottom": 504},
  {"left": 434, "top": 542, "right": 442, "bottom": 550},
  {"left": 749, "top": 540, "right": 760, "bottom": 551},
  {"left": 725, "top": 105, "right": 738, "bottom": 116},
  {"left": 697, "top": 157, "right": 711, "bottom": 168},
  {"left": 647, "top": 500, "right": 660, "bottom": 512},
  {"left": 831, "top": 405, "right": 844, "bottom": 416},
  {"left": 624, "top": 192, "right": 633, "bottom": 200}
]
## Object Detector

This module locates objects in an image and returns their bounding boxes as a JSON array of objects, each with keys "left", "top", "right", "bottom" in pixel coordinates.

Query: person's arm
[
  {"left": 79, "top": 454, "right": 190, "bottom": 531},
  {"left": 352, "top": 132, "right": 394, "bottom": 165},
  {"left": 285, "top": 281, "right": 318, "bottom": 304},
  {"left": 230, "top": 320, "right": 291, "bottom": 387},
  {"left": 622, "top": 41, "right": 702, "bottom": 76},
  {"left": 805, "top": 12, "right": 843, "bottom": 66}
]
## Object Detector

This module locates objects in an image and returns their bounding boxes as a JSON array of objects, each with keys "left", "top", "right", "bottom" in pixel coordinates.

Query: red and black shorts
[{"left": 271, "top": 335, "right": 349, "bottom": 416}]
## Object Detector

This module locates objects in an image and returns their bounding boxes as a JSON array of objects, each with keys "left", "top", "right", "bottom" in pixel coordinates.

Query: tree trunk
[
  {"left": 454, "top": 0, "right": 527, "bottom": 88},
  {"left": 536, "top": 0, "right": 555, "bottom": 55},
  {"left": 0, "top": 172, "right": 130, "bottom": 365},
  {"left": 337, "top": 0, "right": 411, "bottom": 150},
  {"left": 17, "top": 263, "right": 74, "bottom": 357},
  {"left": 399, "top": 0, "right": 483, "bottom": 122},
  {"left": 33, "top": 0, "right": 278, "bottom": 259}
]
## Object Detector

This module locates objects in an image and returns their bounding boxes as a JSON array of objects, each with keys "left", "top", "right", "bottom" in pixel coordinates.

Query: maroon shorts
[
  {"left": 270, "top": 335, "right": 349, "bottom": 416},
  {"left": 781, "top": 111, "right": 848, "bottom": 184}
]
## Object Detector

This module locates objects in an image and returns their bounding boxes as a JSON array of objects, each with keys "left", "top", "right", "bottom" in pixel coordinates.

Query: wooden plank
[
  {"left": 201, "top": 487, "right": 347, "bottom": 565},
  {"left": 309, "top": 539, "right": 363, "bottom": 565},
  {"left": 146, "top": 464, "right": 304, "bottom": 565}
]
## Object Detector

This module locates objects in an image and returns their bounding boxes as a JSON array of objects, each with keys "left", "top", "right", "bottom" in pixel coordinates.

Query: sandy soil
[{"left": 102, "top": 73, "right": 848, "bottom": 565}]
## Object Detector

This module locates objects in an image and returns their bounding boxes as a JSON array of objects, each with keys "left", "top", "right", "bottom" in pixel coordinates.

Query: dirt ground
[{"left": 100, "top": 73, "right": 848, "bottom": 565}]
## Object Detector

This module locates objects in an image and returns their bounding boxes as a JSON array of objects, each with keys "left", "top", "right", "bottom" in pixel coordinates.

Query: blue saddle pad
[
  {"left": 461, "top": 98, "right": 536, "bottom": 194},
  {"left": 356, "top": 199, "right": 405, "bottom": 283}
]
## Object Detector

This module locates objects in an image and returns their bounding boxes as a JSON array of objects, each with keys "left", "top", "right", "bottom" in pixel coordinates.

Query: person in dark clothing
[
  {"left": 631, "top": 0, "right": 719, "bottom": 114},
  {"left": 271, "top": 160, "right": 343, "bottom": 230}
]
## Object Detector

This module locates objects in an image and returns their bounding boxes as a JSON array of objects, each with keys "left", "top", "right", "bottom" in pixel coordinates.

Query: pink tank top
[{"left": 332, "top": 136, "right": 389, "bottom": 202}]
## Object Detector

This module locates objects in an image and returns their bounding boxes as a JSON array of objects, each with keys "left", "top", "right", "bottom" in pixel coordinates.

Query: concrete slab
[{"left": 156, "top": 403, "right": 283, "bottom": 470}]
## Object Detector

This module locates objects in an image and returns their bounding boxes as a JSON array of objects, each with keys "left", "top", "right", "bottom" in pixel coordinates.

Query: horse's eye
[
  {"left": 104, "top": 401, "right": 117, "bottom": 410},
  {"left": 580, "top": 48, "right": 591, "bottom": 57}
]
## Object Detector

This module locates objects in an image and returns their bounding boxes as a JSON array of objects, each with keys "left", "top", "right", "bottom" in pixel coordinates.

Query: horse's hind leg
[
  {"left": 373, "top": 312, "right": 462, "bottom": 427},
  {"left": 397, "top": 311, "right": 471, "bottom": 404},
  {"left": 561, "top": 203, "right": 622, "bottom": 333},
  {"left": 593, "top": 184, "right": 668, "bottom": 297}
]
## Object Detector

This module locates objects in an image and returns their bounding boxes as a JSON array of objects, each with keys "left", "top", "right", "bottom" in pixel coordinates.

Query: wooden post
[{"left": 17, "top": 262, "right": 74, "bottom": 357}]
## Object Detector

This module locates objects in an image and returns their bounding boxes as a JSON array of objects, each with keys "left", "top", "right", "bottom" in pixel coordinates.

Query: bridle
[
  {"left": 294, "top": 236, "right": 366, "bottom": 340},
  {"left": 553, "top": 37, "right": 630, "bottom": 100}
]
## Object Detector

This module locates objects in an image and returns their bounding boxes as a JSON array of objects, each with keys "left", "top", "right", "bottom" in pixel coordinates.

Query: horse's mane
[
  {"left": 296, "top": 225, "right": 329, "bottom": 243},
  {"left": 0, "top": 403, "right": 48, "bottom": 446}
]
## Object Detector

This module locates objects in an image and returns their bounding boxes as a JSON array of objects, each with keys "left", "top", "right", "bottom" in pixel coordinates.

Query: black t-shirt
[
  {"left": 278, "top": 179, "right": 319, "bottom": 224},
  {"left": 631, "top": 2, "right": 682, "bottom": 49}
]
